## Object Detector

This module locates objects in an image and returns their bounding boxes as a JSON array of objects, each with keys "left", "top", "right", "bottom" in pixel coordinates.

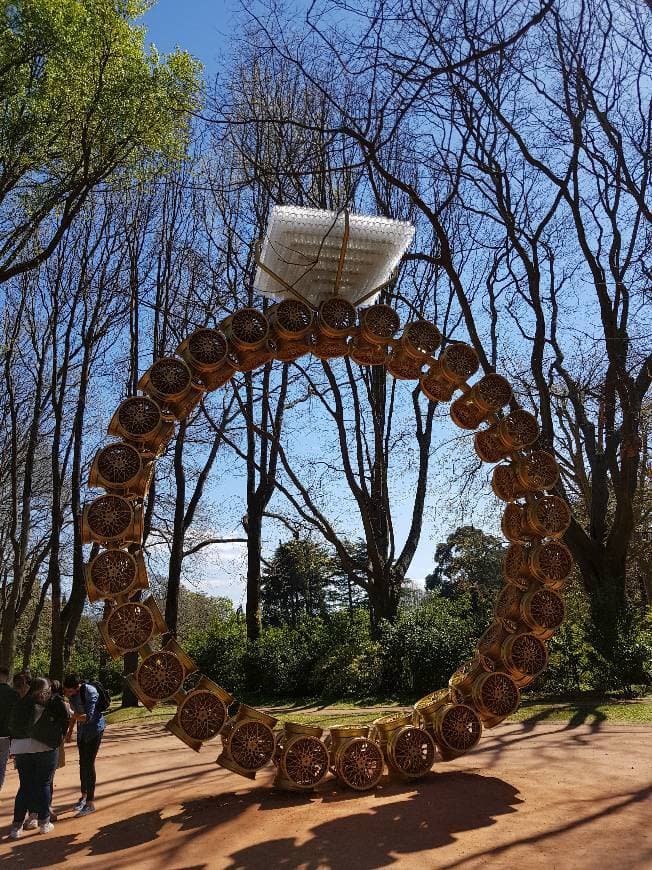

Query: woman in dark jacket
[{"left": 8, "top": 677, "right": 69, "bottom": 839}]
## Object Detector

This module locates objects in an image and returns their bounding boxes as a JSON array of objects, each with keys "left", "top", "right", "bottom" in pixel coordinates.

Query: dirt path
[{"left": 1, "top": 717, "right": 650, "bottom": 869}]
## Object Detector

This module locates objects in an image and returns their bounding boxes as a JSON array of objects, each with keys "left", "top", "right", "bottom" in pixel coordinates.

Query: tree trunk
[
  {"left": 245, "top": 509, "right": 263, "bottom": 641},
  {"left": 0, "top": 619, "right": 16, "bottom": 679},
  {"left": 368, "top": 574, "right": 401, "bottom": 636},
  {"left": 165, "top": 421, "right": 187, "bottom": 638},
  {"left": 121, "top": 651, "right": 140, "bottom": 707},
  {"left": 568, "top": 529, "right": 644, "bottom": 689}
]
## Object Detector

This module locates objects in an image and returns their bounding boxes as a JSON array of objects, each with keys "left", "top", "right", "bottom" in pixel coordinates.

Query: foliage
[
  {"left": 169, "top": 587, "right": 233, "bottom": 645},
  {"left": 330, "top": 538, "right": 370, "bottom": 612},
  {"left": 261, "top": 538, "right": 335, "bottom": 627},
  {"left": 0, "top": 0, "right": 201, "bottom": 280},
  {"left": 425, "top": 526, "right": 504, "bottom": 632},
  {"left": 185, "top": 581, "right": 651, "bottom": 702},
  {"left": 187, "top": 593, "right": 483, "bottom": 701},
  {"left": 17, "top": 601, "right": 124, "bottom": 692}
]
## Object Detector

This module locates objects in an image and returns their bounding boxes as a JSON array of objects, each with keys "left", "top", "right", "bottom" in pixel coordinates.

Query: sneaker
[
  {"left": 72, "top": 797, "right": 86, "bottom": 812},
  {"left": 75, "top": 804, "right": 96, "bottom": 818},
  {"left": 9, "top": 827, "right": 22, "bottom": 840},
  {"left": 23, "top": 816, "right": 38, "bottom": 830},
  {"left": 38, "top": 822, "right": 54, "bottom": 835}
]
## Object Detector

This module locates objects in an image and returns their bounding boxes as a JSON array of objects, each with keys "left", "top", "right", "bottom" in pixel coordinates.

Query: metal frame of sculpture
[{"left": 82, "top": 230, "right": 574, "bottom": 790}]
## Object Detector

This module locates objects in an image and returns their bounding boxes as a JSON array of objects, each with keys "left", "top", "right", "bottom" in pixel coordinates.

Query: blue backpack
[{"left": 81, "top": 681, "right": 111, "bottom": 715}]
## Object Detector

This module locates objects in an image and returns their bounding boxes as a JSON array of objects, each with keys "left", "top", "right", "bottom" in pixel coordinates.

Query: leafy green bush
[
  {"left": 377, "top": 594, "right": 479, "bottom": 697},
  {"left": 184, "top": 585, "right": 651, "bottom": 703},
  {"left": 185, "top": 613, "right": 248, "bottom": 695}
]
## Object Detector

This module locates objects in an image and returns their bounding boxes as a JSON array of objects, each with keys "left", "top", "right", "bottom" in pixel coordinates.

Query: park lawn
[
  {"left": 509, "top": 699, "right": 652, "bottom": 726},
  {"left": 105, "top": 697, "right": 652, "bottom": 728},
  {"left": 105, "top": 703, "right": 177, "bottom": 725}
]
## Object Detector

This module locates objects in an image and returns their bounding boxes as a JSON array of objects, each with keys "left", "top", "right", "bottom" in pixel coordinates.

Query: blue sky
[{"left": 141, "top": 1, "right": 236, "bottom": 75}]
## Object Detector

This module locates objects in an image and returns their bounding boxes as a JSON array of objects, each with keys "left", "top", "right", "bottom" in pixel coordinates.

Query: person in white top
[{"left": 8, "top": 678, "right": 69, "bottom": 839}]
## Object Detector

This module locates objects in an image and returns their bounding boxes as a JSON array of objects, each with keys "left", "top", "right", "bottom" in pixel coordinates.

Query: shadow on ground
[{"left": 4, "top": 771, "right": 519, "bottom": 869}]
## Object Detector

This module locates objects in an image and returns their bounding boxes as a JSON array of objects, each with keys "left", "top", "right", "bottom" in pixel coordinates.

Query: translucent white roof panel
[{"left": 254, "top": 206, "right": 415, "bottom": 307}]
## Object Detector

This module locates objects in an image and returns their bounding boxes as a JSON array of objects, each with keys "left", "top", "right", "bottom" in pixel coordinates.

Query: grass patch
[
  {"left": 105, "top": 697, "right": 652, "bottom": 729},
  {"left": 272, "top": 710, "right": 399, "bottom": 729},
  {"left": 105, "top": 703, "right": 176, "bottom": 725},
  {"left": 511, "top": 700, "right": 652, "bottom": 726}
]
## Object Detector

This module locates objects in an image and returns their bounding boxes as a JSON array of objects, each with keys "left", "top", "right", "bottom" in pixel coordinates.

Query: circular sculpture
[
  {"left": 137, "top": 651, "right": 185, "bottom": 701},
  {"left": 530, "top": 540, "right": 574, "bottom": 587},
  {"left": 523, "top": 586, "right": 565, "bottom": 636},
  {"left": 229, "top": 308, "right": 269, "bottom": 348},
  {"left": 88, "top": 548, "right": 137, "bottom": 598},
  {"left": 502, "top": 543, "right": 529, "bottom": 588},
  {"left": 439, "top": 342, "right": 480, "bottom": 383},
  {"left": 319, "top": 297, "right": 356, "bottom": 333},
  {"left": 269, "top": 299, "right": 314, "bottom": 362},
  {"left": 360, "top": 303, "right": 400, "bottom": 341},
  {"left": 501, "top": 502, "right": 526, "bottom": 543},
  {"left": 498, "top": 409, "right": 540, "bottom": 449},
  {"left": 179, "top": 690, "right": 228, "bottom": 742},
  {"left": 106, "top": 602, "right": 155, "bottom": 653},
  {"left": 402, "top": 320, "right": 441, "bottom": 357},
  {"left": 274, "top": 298, "right": 313, "bottom": 335},
  {"left": 527, "top": 495, "right": 571, "bottom": 538},
  {"left": 472, "top": 672, "right": 520, "bottom": 725},
  {"left": 502, "top": 633, "right": 548, "bottom": 685},
  {"left": 494, "top": 584, "right": 525, "bottom": 629},
  {"left": 333, "top": 736, "right": 384, "bottom": 791},
  {"left": 474, "top": 426, "right": 510, "bottom": 463},
  {"left": 414, "top": 688, "right": 450, "bottom": 716},
  {"left": 420, "top": 362, "right": 456, "bottom": 402},
  {"left": 470, "top": 373, "right": 512, "bottom": 412},
  {"left": 94, "top": 442, "right": 143, "bottom": 488},
  {"left": 515, "top": 450, "right": 560, "bottom": 491},
  {"left": 492, "top": 465, "right": 527, "bottom": 502},
  {"left": 84, "top": 294, "right": 574, "bottom": 793},
  {"left": 450, "top": 397, "right": 486, "bottom": 430}
]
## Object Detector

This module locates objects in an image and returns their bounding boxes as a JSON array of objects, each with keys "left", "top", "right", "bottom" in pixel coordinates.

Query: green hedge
[{"left": 185, "top": 586, "right": 651, "bottom": 702}]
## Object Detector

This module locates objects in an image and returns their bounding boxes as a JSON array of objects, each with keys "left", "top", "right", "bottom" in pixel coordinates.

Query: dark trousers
[
  {"left": 13, "top": 749, "right": 58, "bottom": 825},
  {"left": 78, "top": 733, "right": 102, "bottom": 801}
]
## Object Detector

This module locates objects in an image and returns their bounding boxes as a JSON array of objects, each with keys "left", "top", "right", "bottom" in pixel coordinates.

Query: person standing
[
  {"left": 63, "top": 674, "right": 106, "bottom": 817},
  {"left": 0, "top": 667, "right": 18, "bottom": 791},
  {"left": 46, "top": 680, "right": 71, "bottom": 821},
  {"left": 8, "top": 677, "right": 69, "bottom": 839}
]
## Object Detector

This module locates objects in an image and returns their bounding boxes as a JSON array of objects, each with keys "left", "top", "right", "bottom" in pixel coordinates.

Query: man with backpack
[{"left": 63, "top": 674, "right": 108, "bottom": 817}]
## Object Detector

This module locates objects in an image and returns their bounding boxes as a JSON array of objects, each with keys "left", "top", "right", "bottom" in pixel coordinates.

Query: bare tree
[{"left": 240, "top": 0, "right": 651, "bottom": 660}]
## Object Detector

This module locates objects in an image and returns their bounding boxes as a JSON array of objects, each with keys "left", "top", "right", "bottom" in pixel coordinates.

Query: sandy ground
[{"left": 1, "top": 716, "right": 650, "bottom": 870}]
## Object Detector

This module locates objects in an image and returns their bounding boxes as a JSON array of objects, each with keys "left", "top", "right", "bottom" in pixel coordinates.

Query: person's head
[
  {"left": 63, "top": 673, "right": 81, "bottom": 698},
  {"left": 30, "top": 677, "right": 51, "bottom": 706},
  {"left": 12, "top": 673, "right": 30, "bottom": 698},
  {"left": 50, "top": 679, "right": 62, "bottom": 696},
  {"left": 0, "top": 666, "right": 9, "bottom": 684}
]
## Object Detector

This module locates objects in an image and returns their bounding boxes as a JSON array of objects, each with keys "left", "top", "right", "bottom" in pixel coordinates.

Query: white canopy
[{"left": 254, "top": 206, "right": 414, "bottom": 307}]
